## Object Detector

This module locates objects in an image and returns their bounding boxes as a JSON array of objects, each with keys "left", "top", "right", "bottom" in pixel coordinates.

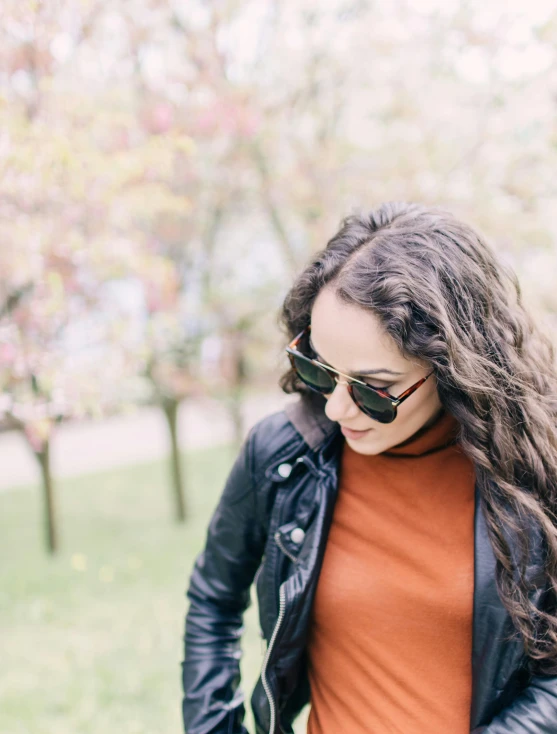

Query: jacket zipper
[
  {"left": 261, "top": 583, "right": 286, "bottom": 734},
  {"left": 259, "top": 450, "right": 319, "bottom": 733},
  {"left": 274, "top": 531, "right": 298, "bottom": 563}
]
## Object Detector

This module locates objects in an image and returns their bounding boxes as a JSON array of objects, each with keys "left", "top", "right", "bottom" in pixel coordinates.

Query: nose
[{"left": 324, "top": 378, "right": 361, "bottom": 423}]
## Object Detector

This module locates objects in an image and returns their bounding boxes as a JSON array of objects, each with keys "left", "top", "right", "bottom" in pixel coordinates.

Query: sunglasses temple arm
[{"left": 394, "top": 374, "right": 431, "bottom": 404}]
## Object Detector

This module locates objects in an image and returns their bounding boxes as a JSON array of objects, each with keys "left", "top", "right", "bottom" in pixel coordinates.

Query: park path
[{"left": 0, "top": 390, "right": 294, "bottom": 491}]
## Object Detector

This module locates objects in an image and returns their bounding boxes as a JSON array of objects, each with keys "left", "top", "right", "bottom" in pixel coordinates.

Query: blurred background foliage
[{"left": 1, "top": 0, "right": 557, "bottom": 732}]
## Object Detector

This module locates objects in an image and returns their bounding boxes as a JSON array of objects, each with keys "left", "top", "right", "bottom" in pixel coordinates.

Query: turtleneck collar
[{"left": 379, "top": 407, "right": 461, "bottom": 458}]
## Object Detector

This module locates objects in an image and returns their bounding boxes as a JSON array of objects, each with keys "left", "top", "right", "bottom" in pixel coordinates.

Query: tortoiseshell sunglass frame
[{"left": 285, "top": 325, "right": 434, "bottom": 423}]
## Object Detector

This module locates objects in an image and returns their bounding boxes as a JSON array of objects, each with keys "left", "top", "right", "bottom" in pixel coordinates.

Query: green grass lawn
[{"left": 0, "top": 444, "right": 308, "bottom": 734}]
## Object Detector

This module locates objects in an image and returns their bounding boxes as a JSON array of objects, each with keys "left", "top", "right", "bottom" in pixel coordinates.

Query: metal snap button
[
  {"left": 290, "top": 527, "right": 305, "bottom": 544},
  {"left": 277, "top": 462, "right": 292, "bottom": 478}
]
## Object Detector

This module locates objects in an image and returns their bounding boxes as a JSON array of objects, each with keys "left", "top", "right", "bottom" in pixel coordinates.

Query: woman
[{"left": 181, "top": 202, "right": 557, "bottom": 734}]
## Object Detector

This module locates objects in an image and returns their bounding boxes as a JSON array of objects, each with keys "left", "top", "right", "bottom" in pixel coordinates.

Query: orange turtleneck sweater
[{"left": 306, "top": 408, "right": 476, "bottom": 734}]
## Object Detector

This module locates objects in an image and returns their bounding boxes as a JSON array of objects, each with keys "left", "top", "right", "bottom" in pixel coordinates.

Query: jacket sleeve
[
  {"left": 181, "top": 425, "right": 267, "bottom": 734},
  {"left": 478, "top": 674, "right": 557, "bottom": 733}
]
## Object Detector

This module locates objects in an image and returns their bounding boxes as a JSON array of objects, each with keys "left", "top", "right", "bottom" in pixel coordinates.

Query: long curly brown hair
[{"left": 279, "top": 201, "right": 557, "bottom": 675}]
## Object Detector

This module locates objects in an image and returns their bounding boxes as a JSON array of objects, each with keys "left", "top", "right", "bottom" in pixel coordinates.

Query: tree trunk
[
  {"left": 36, "top": 439, "right": 58, "bottom": 554},
  {"left": 227, "top": 332, "right": 248, "bottom": 451},
  {"left": 162, "top": 397, "right": 186, "bottom": 522},
  {"left": 229, "top": 389, "right": 244, "bottom": 453}
]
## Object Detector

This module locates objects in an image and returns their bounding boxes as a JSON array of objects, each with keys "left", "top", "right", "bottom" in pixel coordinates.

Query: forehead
[{"left": 310, "top": 287, "right": 411, "bottom": 373}]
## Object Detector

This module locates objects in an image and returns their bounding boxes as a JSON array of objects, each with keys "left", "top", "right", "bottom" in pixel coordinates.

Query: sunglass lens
[
  {"left": 292, "top": 354, "right": 336, "bottom": 394},
  {"left": 351, "top": 384, "right": 396, "bottom": 424}
]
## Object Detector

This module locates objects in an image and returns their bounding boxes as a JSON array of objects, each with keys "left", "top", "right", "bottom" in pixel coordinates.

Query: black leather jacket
[{"left": 182, "top": 396, "right": 557, "bottom": 734}]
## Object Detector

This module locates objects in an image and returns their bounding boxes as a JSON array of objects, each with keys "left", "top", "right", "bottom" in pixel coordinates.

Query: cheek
[
  {"left": 366, "top": 394, "right": 433, "bottom": 446},
  {"left": 399, "top": 379, "right": 439, "bottom": 414}
]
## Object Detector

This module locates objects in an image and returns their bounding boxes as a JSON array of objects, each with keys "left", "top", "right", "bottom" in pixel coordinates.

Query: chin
[{"left": 346, "top": 437, "right": 383, "bottom": 456}]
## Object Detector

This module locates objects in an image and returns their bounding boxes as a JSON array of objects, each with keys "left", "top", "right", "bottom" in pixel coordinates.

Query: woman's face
[{"left": 310, "top": 287, "right": 443, "bottom": 455}]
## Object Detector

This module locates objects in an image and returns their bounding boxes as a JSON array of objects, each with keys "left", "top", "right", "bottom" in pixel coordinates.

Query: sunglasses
[{"left": 286, "top": 326, "right": 434, "bottom": 424}]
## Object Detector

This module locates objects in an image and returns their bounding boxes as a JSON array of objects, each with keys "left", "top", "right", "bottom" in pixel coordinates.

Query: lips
[{"left": 340, "top": 425, "right": 372, "bottom": 440}]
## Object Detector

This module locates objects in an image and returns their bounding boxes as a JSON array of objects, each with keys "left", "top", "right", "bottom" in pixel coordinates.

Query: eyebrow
[{"left": 308, "top": 335, "right": 404, "bottom": 377}]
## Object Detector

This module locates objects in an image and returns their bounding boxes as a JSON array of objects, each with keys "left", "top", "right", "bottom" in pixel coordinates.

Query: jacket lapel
[{"left": 470, "top": 482, "right": 513, "bottom": 726}]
